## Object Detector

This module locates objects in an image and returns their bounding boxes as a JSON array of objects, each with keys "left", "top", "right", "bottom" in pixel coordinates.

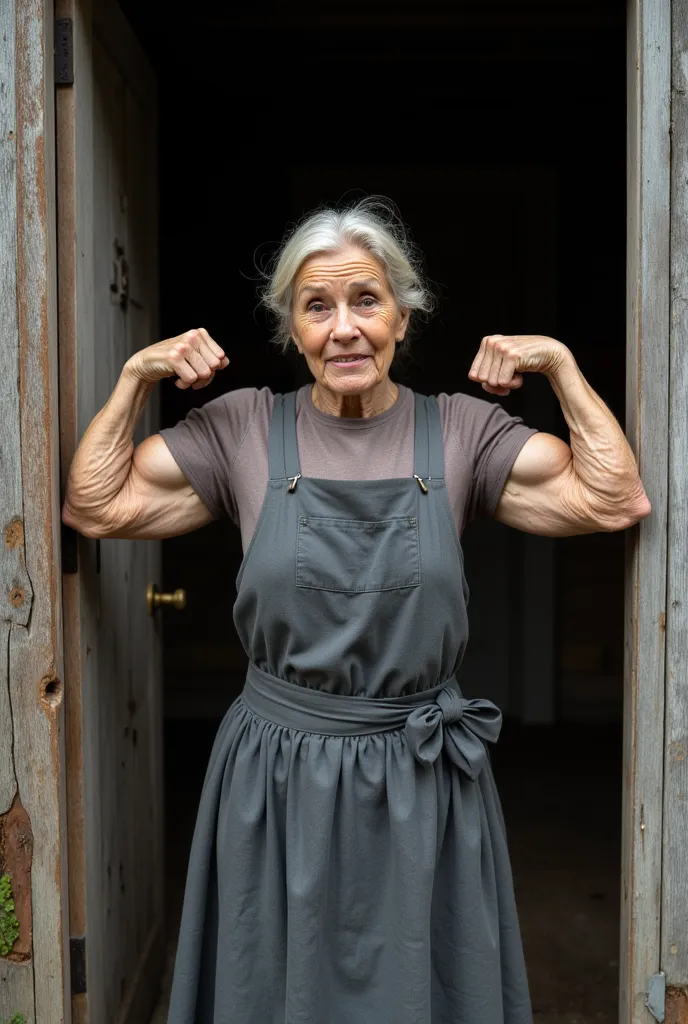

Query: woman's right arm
[{"left": 62, "top": 328, "right": 229, "bottom": 540}]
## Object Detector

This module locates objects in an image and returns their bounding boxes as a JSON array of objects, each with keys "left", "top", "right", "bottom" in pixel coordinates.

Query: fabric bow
[{"left": 404, "top": 684, "right": 503, "bottom": 780}]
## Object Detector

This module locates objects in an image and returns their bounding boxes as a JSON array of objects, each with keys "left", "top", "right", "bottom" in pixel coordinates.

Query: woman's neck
[{"left": 311, "top": 378, "right": 399, "bottom": 419}]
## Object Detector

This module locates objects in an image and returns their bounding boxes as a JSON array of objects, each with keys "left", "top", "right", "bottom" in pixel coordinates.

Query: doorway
[{"left": 117, "top": 2, "right": 628, "bottom": 1020}]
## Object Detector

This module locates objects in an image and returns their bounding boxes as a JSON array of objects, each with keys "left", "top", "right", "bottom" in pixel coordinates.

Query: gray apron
[{"left": 167, "top": 391, "right": 533, "bottom": 1024}]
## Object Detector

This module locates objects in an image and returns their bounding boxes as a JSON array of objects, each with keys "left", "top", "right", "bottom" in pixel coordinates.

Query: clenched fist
[
  {"left": 468, "top": 334, "right": 569, "bottom": 396},
  {"left": 125, "top": 328, "right": 230, "bottom": 390}
]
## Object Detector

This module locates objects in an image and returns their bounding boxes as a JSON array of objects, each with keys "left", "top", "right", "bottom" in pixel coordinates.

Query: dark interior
[{"left": 120, "top": 2, "right": 628, "bottom": 1019}]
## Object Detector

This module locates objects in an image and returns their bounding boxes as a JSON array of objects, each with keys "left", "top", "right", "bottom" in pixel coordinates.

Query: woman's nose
[{"left": 331, "top": 304, "right": 359, "bottom": 340}]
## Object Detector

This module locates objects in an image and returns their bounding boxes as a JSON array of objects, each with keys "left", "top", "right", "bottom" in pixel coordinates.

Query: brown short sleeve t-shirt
[{"left": 160, "top": 384, "right": 538, "bottom": 552}]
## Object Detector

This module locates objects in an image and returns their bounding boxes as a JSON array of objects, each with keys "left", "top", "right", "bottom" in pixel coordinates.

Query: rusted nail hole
[
  {"left": 8, "top": 130, "right": 14, "bottom": 140},
  {"left": 41, "top": 677, "right": 62, "bottom": 707},
  {"left": 9, "top": 587, "right": 25, "bottom": 607}
]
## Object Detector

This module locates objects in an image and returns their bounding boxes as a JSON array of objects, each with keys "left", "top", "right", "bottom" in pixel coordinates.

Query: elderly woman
[{"left": 63, "top": 199, "right": 650, "bottom": 1024}]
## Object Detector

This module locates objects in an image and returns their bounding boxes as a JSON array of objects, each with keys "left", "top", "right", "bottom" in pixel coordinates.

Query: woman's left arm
[{"left": 468, "top": 334, "right": 652, "bottom": 537}]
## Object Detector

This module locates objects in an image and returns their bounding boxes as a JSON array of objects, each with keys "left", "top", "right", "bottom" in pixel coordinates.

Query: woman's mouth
[{"left": 327, "top": 355, "right": 370, "bottom": 368}]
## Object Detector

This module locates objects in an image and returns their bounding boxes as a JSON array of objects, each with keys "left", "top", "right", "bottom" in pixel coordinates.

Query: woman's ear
[{"left": 396, "top": 307, "right": 410, "bottom": 342}]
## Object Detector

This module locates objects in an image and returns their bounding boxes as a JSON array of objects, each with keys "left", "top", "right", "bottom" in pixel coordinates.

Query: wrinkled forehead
[{"left": 294, "top": 246, "right": 389, "bottom": 296}]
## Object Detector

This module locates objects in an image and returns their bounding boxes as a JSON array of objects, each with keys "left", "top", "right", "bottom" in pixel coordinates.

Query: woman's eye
[
  {"left": 307, "top": 302, "right": 327, "bottom": 313},
  {"left": 358, "top": 295, "right": 377, "bottom": 308}
]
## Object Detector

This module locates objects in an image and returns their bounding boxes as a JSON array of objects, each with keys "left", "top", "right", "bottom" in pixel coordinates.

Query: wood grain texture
[
  {"left": 622, "top": 0, "right": 672, "bottom": 1020},
  {"left": 662, "top": 0, "right": 688, "bottom": 987},
  {"left": 0, "top": 623, "right": 16, "bottom": 814},
  {"left": 56, "top": 1, "right": 163, "bottom": 1020},
  {"left": 0, "top": 959, "right": 35, "bottom": 1023},
  {"left": 0, "top": 0, "right": 31, "bottom": 820},
  {"left": 12, "top": 0, "right": 70, "bottom": 1020},
  {"left": 55, "top": 3, "right": 93, "bottom": 1022}
]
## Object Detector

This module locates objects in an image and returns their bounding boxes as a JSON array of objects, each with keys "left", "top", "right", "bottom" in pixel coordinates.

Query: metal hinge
[
  {"left": 70, "top": 935, "right": 87, "bottom": 994},
  {"left": 55, "top": 18, "right": 74, "bottom": 85},
  {"left": 646, "top": 972, "right": 666, "bottom": 1023}
]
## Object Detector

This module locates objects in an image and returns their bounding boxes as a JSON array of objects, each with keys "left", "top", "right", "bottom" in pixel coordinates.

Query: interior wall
[{"left": 118, "top": 0, "right": 628, "bottom": 724}]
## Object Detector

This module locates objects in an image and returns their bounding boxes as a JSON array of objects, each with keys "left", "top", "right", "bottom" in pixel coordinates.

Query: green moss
[
  {"left": 0, "top": 873, "right": 20, "bottom": 957},
  {"left": 1, "top": 1014, "right": 26, "bottom": 1024}
]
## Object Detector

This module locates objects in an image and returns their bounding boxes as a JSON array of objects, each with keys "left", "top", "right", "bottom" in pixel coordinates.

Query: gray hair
[{"left": 261, "top": 197, "right": 433, "bottom": 350}]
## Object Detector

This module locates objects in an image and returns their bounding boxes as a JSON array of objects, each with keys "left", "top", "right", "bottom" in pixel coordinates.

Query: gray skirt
[{"left": 166, "top": 664, "right": 533, "bottom": 1024}]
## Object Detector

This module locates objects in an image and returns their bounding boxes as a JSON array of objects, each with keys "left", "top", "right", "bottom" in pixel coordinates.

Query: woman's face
[{"left": 291, "top": 245, "right": 409, "bottom": 397}]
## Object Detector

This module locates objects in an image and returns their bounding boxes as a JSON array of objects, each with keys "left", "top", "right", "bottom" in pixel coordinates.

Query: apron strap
[
  {"left": 413, "top": 394, "right": 445, "bottom": 480},
  {"left": 271, "top": 389, "right": 442, "bottom": 481},
  {"left": 268, "top": 391, "right": 301, "bottom": 481}
]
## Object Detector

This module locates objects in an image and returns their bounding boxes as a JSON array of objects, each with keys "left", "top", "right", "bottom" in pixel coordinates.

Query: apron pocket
[{"left": 296, "top": 516, "right": 420, "bottom": 593}]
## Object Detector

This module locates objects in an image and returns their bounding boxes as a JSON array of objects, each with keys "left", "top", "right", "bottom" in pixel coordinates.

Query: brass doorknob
[{"left": 147, "top": 582, "right": 186, "bottom": 615}]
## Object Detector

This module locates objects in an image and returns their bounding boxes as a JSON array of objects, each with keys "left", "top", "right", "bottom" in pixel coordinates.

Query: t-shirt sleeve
[
  {"left": 439, "top": 392, "right": 539, "bottom": 521},
  {"left": 159, "top": 387, "right": 268, "bottom": 523}
]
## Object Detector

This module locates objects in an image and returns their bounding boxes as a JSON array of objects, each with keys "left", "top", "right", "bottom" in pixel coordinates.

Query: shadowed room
[{"left": 116, "top": 1, "right": 627, "bottom": 1019}]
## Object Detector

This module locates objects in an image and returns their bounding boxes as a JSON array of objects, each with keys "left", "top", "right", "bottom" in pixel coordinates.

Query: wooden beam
[
  {"left": 1, "top": 1, "right": 53, "bottom": 1020},
  {"left": 622, "top": 0, "right": 671, "bottom": 1021},
  {"left": 3, "top": 0, "right": 71, "bottom": 1019},
  {"left": 55, "top": 1, "right": 94, "bottom": 1021},
  {"left": 661, "top": 0, "right": 688, "bottom": 989}
]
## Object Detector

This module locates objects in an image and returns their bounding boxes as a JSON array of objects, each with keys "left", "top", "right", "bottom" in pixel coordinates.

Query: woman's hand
[
  {"left": 124, "top": 328, "right": 230, "bottom": 390},
  {"left": 468, "top": 334, "right": 569, "bottom": 396}
]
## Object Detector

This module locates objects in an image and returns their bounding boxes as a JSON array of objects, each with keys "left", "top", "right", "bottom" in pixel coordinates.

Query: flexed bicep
[
  {"left": 112, "top": 433, "right": 215, "bottom": 539},
  {"left": 62, "top": 328, "right": 230, "bottom": 540}
]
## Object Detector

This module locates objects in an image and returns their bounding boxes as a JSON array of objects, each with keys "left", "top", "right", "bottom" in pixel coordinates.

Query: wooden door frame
[
  {"left": 623, "top": 0, "right": 688, "bottom": 1021},
  {"left": 0, "top": 0, "right": 70, "bottom": 1021},
  {"left": 663, "top": 0, "right": 688, "bottom": 1017},
  {"left": 56, "top": 0, "right": 163, "bottom": 1021},
  {"left": 0, "top": 0, "right": 683, "bottom": 1020}
]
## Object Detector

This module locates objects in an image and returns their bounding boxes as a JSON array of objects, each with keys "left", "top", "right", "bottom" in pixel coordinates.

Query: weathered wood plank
[
  {"left": 55, "top": 2, "right": 94, "bottom": 1022},
  {"left": 0, "top": 0, "right": 31, "bottom": 819},
  {"left": 0, "top": 623, "right": 16, "bottom": 814},
  {"left": 56, "top": 1, "right": 163, "bottom": 1020},
  {"left": 11, "top": 0, "right": 70, "bottom": 1020},
  {"left": 0, "top": 959, "right": 35, "bottom": 1023},
  {"left": 622, "top": 0, "right": 672, "bottom": 1020},
  {"left": 662, "top": 0, "right": 688, "bottom": 987}
]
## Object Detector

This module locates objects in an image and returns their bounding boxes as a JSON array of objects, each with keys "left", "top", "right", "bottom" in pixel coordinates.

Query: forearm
[
  {"left": 546, "top": 350, "right": 649, "bottom": 519},
  {"left": 63, "top": 365, "right": 153, "bottom": 527}
]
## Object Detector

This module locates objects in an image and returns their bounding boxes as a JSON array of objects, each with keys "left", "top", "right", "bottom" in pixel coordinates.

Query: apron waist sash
[{"left": 243, "top": 662, "right": 503, "bottom": 780}]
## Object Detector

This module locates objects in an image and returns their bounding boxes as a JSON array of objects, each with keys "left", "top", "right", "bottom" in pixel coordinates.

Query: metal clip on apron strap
[
  {"left": 268, "top": 392, "right": 302, "bottom": 490},
  {"left": 413, "top": 394, "right": 444, "bottom": 492}
]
